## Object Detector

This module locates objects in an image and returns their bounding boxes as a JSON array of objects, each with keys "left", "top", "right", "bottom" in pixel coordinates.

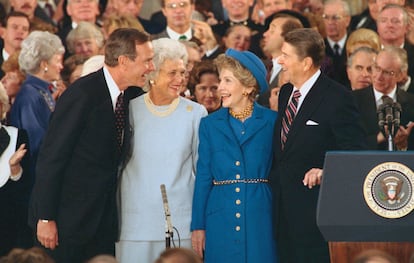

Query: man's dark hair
[
  {"left": 283, "top": 28, "right": 325, "bottom": 67},
  {"left": 3, "top": 11, "right": 30, "bottom": 28},
  {"left": 105, "top": 28, "right": 150, "bottom": 67}
]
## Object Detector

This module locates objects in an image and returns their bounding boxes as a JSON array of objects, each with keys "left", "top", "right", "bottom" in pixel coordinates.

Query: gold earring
[
  {"left": 242, "top": 91, "right": 249, "bottom": 96},
  {"left": 149, "top": 79, "right": 155, "bottom": 86},
  {"left": 44, "top": 67, "right": 48, "bottom": 73}
]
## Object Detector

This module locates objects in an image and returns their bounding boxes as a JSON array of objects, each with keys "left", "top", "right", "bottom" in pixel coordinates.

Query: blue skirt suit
[{"left": 191, "top": 103, "right": 278, "bottom": 263}]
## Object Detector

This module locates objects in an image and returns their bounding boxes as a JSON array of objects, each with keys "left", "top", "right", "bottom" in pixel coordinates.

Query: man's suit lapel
[
  {"left": 361, "top": 87, "right": 379, "bottom": 132},
  {"left": 282, "top": 75, "right": 325, "bottom": 152},
  {"left": 96, "top": 69, "right": 120, "bottom": 159},
  {"left": 397, "top": 88, "right": 411, "bottom": 125},
  {"left": 275, "top": 83, "right": 293, "bottom": 157}
]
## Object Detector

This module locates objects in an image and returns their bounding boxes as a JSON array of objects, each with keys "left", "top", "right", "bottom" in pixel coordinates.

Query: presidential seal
[{"left": 363, "top": 162, "right": 414, "bottom": 219}]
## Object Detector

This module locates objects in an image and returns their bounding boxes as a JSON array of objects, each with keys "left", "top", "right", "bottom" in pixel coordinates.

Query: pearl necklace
[
  {"left": 144, "top": 93, "right": 180, "bottom": 117},
  {"left": 229, "top": 103, "right": 253, "bottom": 121}
]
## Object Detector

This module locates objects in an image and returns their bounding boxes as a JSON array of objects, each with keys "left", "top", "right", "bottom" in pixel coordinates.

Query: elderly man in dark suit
[
  {"left": 270, "top": 28, "right": 366, "bottom": 263},
  {"left": 353, "top": 46, "right": 414, "bottom": 151},
  {"left": 322, "top": 0, "right": 351, "bottom": 87},
  {"left": 29, "top": 28, "right": 155, "bottom": 263},
  {"left": 376, "top": 4, "right": 414, "bottom": 91}
]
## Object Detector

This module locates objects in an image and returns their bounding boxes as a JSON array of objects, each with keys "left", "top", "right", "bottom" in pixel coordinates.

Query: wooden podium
[{"left": 317, "top": 152, "right": 414, "bottom": 263}]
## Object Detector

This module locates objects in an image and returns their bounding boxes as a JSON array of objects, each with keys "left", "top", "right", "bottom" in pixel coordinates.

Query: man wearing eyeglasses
[
  {"left": 322, "top": 0, "right": 351, "bottom": 87},
  {"left": 152, "top": 0, "right": 222, "bottom": 61},
  {"left": 353, "top": 46, "right": 414, "bottom": 150},
  {"left": 376, "top": 4, "right": 414, "bottom": 92},
  {"left": 152, "top": 0, "right": 195, "bottom": 41}
]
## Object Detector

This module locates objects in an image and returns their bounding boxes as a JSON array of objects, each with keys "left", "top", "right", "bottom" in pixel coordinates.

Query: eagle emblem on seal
[{"left": 380, "top": 176, "right": 404, "bottom": 204}]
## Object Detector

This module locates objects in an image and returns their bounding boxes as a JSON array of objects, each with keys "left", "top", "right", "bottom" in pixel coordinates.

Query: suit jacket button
[
  {"left": 235, "top": 199, "right": 241, "bottom": 205},
  {"left": 235, "top": 161, "right": 240, "bottom": 166}
]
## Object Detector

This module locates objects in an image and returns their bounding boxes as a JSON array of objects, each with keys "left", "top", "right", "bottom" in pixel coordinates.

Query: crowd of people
[{"left": 1, "top": 0, "right": 414, "bottom": 262}]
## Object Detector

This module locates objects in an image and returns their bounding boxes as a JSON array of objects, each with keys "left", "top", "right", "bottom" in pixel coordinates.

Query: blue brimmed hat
[{"left": 225, "top": 48, "right": 269, "bottom": 94}]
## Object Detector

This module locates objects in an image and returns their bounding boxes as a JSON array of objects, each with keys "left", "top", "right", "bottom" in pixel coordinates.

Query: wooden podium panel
[{"left": 329, "top": 242, "right": 414, "bottom": 263}]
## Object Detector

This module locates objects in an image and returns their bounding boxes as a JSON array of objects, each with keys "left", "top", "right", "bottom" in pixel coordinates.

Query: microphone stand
[
  {"left": 387, "top": 132, "right": 394, "bottom": 151},
  {"left": 380, "top": 98, "right": 396, "bottom": 151},
  {"left": 165, "top": 224, "right": 172, "bottom": 248},
  {"left": 160, "top": 184, "right": 174, "bottom": 249}
]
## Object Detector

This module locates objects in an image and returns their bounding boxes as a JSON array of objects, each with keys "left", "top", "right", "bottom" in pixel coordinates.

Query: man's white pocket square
[{"left": 306, "top": 120, "right": 319, "bottom": 125}]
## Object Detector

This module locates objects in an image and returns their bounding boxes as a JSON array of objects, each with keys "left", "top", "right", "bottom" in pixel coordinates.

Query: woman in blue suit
[{"left": 191, "top": 49, "right": 278, "bottom": 263}]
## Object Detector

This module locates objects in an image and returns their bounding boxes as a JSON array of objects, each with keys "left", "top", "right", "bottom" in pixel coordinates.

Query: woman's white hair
[
  {"left": 19, "top": 31, "right": 65, "bottom": 75},
  {"left": 144, "top": 38, "right": 188, "bottom": 90},
  {"left": 66, "top": 22, "right": 105, "bottom": 54}
]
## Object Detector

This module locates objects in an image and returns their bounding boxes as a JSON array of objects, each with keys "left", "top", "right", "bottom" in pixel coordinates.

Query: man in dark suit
[
  {"left": 152, "top": 0, "right": 195, "bottom": 40},
  {"left": 57, "top": 0, "right": 100, "bottom": 53},
  {"left": 258, "top": 12, "right": 303, "bottom": 108},
  {"left": 350, "top": 0, "right": 377, "bottom": 32},
  {"left": 322, "top": 0, "right": 351, "bottom": 87},
  {"left": 353, "top": 46, "right": 414, "bottom": 151},
  {"left": 376, "top": 4, "right": 414, "bottom": 89},
  {"left": 29, "top": 28, "right": 155, "bottom": 263},
  {"left": 271, "top": 28, "right": 366, "bottom": 263},
  {"left": 152, "top": 0, "right": 222, "bottom": 61},
  {"left": 0, "top": 11, "right": 30, "bottom": 79}
]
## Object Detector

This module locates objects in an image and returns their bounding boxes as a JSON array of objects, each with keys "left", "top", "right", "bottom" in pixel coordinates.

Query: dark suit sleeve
[
  {"left": 331, "top": 88, "right": 367, "bottom": 150},
  {"left": 33, "top": 85, "right": 90, "bottom": 220}
]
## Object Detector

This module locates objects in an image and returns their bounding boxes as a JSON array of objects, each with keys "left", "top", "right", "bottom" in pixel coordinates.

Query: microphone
[
  {"left": 393, "top": 102, "right": 402, "bottom": 129},
  {"left": 160, "top": 184, "right": 173, "bottom": 248},
  {"left": 377, "top": 103, "right": 385, "bottom": 128},
  {"left": 382, "top": 96, "right": 394, "bottom": 127}
]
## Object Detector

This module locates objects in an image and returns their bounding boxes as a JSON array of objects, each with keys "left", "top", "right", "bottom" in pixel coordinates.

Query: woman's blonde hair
[
  {"left": 346, "top": 28, "right": 381, "bottom": 57},
  {"left": 214, "top": 54, "right": 259, "bottom": 101}
]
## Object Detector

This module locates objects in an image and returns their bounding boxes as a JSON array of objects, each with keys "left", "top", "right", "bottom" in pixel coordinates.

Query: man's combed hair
[
  {"left": 104, "top": 28, "right": 150, "bottom": 67},
  {"left": 283, "top": 28, "right": 325, "bottom": 67}
]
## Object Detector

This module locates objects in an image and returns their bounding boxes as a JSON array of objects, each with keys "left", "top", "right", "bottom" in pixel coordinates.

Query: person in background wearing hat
[
  {"left": 191, "top": 48, "right": 277, "bottom": 263},
  {"left": 270, "top": 28, "right": 366, "bottom": 263}
]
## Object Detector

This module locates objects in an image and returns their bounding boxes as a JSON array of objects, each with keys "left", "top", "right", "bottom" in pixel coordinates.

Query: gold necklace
[
  {"left": 144, "top": 93, "right": 180, "bottom": 117},
  {"left": 229, "top": 103, "right": 253, "bottom": 121}
]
